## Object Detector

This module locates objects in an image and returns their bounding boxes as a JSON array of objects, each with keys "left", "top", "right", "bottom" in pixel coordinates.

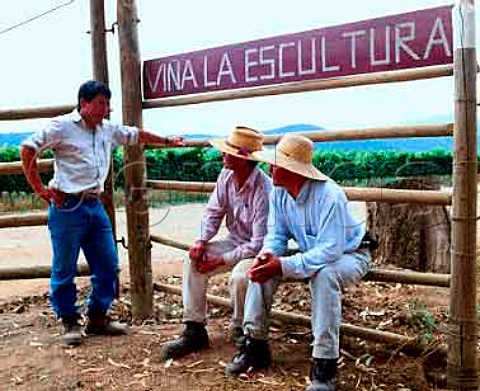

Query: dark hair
[{"left": 77, "top": 80, "right": 111, "bottom": 110}]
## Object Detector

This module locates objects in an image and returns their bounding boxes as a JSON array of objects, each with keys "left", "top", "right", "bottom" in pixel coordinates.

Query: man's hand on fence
[
  {"left": 166, "top": 135, "right": 184, "bottom": 146},
  {"left": 195, "top": 254, "right": 225, "bottom": 274},
  {"left": 249, "top": 252, "right": 282, "bottom": 284}
]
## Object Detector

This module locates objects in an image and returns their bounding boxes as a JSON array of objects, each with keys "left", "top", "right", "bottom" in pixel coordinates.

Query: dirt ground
[{"left": 0, "top": 204, "right": 453, "bottom": 390}]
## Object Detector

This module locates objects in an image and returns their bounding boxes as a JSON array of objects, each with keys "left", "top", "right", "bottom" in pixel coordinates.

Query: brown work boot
[
  {"left": 85, "top": 312, "right": 128, "bottom": 336},
  {"left": 60, "top": 315, "right": 82, "bottom": 346},
  {"left": 224, "top": 336, "right": 271, "bottom": 376},
  {"left": 305, "top": 358, "right": 337, "bottom": 391},
  {"left": 162, "top": 321, "right": 209, "bottom": 359},
  {"left": 230, "top": 325, "right": 245, "bottom": 347}
]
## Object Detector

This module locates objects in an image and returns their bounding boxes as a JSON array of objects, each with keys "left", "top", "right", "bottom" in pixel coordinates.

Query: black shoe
[
  {"left": 231, "top": 326, "right": 245, "bottom": 348},
  {"left": 305, "top": 358, "right": 337, "bottom": 391},
  {"left": 85, "top": 312, "right": 128, "bottom": 336},
  {"left": 224, "top": 337, "right": 272, "bottom": 376},
  {"left": 60, "top": 315, "right": 82, "bottom": 346},
  {"left": 162, "top": 321, "right": 209, "bottom": 359}
]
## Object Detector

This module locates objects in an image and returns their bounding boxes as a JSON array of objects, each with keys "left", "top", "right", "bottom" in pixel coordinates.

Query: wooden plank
[
  {"left": 150, "top": 234, "right": 450, "bottom": 287},
  {"left": 447, "top": 2, "right": 479, "bottom": 387},
  {"left": 117, "top": 0, "right": 153, "bottom": 317},
  {"left": 147, "top": 180, "right": 452, "bottom": 205},
  {"left": 0, "top": 105, "right": 74, "bottom": 121},
  {"left": 0, "top": 212, "right": 47, "bottom": 228},
  {"left": 143, "top": 65, "right": 453, "bottom": 109}
]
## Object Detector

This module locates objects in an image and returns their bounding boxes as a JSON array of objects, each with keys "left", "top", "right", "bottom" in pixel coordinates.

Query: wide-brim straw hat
[
  {"left": 252, "top": 134, "right": 328, "bottom": 181},
  {"left": 209, "top": 126, "right": 264, "bottom": 161}
]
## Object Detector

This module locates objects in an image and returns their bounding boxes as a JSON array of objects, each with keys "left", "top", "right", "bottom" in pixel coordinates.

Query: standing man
[
  {"left": 225, "top": 135, "right": 372, "bottom": 391},
  {"left": 20, "top": 80, "right": 183, "bottom": 346},
  {"left": 162, "top": 126, "right": 272, "bottom": 359}
]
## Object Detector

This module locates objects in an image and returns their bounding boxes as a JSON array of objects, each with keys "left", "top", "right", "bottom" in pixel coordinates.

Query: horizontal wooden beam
[
  {"left": 150, "top": 234, "right": 450, "bottom": 287},
  {"left": 148, "top": 180, "right": 452, "bottom": 205},
  {"left": 154, "top": 281, "right": 444, "bottom": 355},
  {"left": 178, "top": 123, "right": 454, "bottom": 148},
  {"left": 143, "top": 65, "right": 453, "bottom": 109},
  {"left": 0, "top": 263, "right": 89, "bottom": 280},
  {"left": 0, "top": 159, "right": 53, "bottom": 176},
  {"left": 0, "top": 212, "right": 47, "bottom": 229},
  {"left": 0, "top": 105, "right": 75, "bottom": 121}
]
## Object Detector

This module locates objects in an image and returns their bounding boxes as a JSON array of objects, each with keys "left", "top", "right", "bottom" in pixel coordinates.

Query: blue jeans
[
  {"left": 242, "top": 250, "right": 371, "bottom": 359},
  {"left": 48, "top": 197, "right": 118, "bottom": 319}
]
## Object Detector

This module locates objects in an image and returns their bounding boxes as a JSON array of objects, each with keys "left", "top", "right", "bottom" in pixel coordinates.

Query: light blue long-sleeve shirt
[{"left": 262, "top": 179, "right": 365, "bottom": 280}]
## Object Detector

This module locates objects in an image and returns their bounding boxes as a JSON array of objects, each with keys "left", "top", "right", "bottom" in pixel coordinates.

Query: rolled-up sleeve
[
  {"left": 110, "top": 124, "right": 138, "bottom": 146},
  {"left": 21, "top": 120, "right": 63, "bottom": 153},
  {"left": 280, "top": 193, "right": 347, "bottom": 280}
]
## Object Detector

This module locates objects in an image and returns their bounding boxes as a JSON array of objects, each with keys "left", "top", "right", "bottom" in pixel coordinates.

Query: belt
[
  {"left": 55, "top": 190, "right": 101, "bottom": 201},
  {"left": 71, "top": 191, "right": 101, "bottom": 200}
]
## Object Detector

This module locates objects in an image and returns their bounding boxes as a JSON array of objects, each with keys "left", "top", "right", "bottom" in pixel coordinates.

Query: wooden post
[
  {"left": 90, "top": 0, "right": 120, "bottom": 298},
  {"left": 117, "top": 0, "right": 153, "bottom": 317},
  {"left": 90, "top": 0, "right": 117, "bottom": 238},
  {"left": 448, "top": 1, "right": 478, "bottom": 390}
]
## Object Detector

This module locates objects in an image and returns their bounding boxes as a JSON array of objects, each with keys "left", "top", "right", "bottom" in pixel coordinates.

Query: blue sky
[{"left": 0, "top": 0, "right": 468, "bottom": 136}]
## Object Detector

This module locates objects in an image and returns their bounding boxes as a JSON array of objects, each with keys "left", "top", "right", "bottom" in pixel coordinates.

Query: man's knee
[{"left": 230, "top": 259, "right": 252, "bottom": 289}]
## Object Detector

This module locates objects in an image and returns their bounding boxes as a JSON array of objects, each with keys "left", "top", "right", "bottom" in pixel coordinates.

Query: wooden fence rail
[
  {"left": 143, "top": 65, "right": 453, "bottom": 109},
  {"left": 0, "top": 263, "right": 89, "bottom": 280},
  {"left": 148, "top": 180, "right": 452, "bottom": 205},
  {"left": 150, "top": 234, "right": 450, "bottom": 287},
  {"left": 153, "top": 281, "right": 446, "bottom": 356},
  {"left": 0, "top": 105, "right": 74, "bottom": 121}
]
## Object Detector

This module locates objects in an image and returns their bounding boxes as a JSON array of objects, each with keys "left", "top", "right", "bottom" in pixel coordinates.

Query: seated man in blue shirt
[{"left": 224, "top": 134, "right": 372, "bottom": 391}]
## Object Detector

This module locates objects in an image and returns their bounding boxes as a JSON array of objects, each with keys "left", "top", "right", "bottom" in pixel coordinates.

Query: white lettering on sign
[
  {"left": 217, "top": 53, "right": 236, "bottom": 85},
  {"left": 342, "top": 30, "right": 366, "bottom": 69},
  {"left": 395, "top": 22, "right": 420, "bottom": 63},
  {"left": 144, "top": 6, "right": 453, "bottom": 98},
  {"left": 298, "top": 38, "right": 316, "bottom": 76},
  {"left": 370, "top": 26, "right": 391, "bottom": 66},
  {"left": 424, "top": 17, "right": 451, "bottom": 59},
  {"left": 259, "top": 45, "right": 275, "bottom": 80},
  {"left": 245, "top": 48, "right": 258, "bottom": 83},
  {"left": 321, "top": 36, "right": 341, "bottom": 72}
]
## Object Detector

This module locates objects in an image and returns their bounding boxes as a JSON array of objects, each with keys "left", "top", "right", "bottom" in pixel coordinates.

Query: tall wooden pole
[
  {"left": 89, "top": 0, "right": 117, "bottom": 250},
  {"left": 448, "top": 1, "right": 478, "bottom": 390},
  {"left": 117, "top": 0, "right": 153, "bottom": 317}
]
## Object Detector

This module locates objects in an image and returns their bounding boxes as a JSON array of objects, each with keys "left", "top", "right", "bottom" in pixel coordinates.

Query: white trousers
[{"left": 182, "top": 239, "right": 252, "bottom": 328}]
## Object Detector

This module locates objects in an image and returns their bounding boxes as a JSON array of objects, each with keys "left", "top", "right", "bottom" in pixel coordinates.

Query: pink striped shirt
[{"left": 198, "top": 167, "right": 272, "bottom": 265}]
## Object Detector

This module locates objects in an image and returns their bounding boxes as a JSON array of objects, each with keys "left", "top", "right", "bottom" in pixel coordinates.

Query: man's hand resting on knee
[
  {"left": 189, "top": 240, "right": 206, "bottom": 262},
  {"left": 248, "top": 252, "right": 282, "bottom": 284},
  {"left": 195, "top": 254, "right": 226, "bottom": 274}
]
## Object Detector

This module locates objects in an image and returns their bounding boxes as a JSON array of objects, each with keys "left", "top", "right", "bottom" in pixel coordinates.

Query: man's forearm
[
  {"left": 137, "top": 129, "right": 173, "bottom": 146},
  {"left": 20, "top": 147, "right": 46, "bottom": 196}
]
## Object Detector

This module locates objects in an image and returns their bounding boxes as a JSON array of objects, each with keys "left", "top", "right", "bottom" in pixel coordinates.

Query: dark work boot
[
  {"left": 231, "top": 326, "right": 245, "bottom": 348},
  {"left": 224, "top": 337, "right": 272, "bottom": 376},
  {"left": 60, "top": 315, "right": 82, "bottom": 346},
  {"left": 162, "top": 321, "right": 209, "bottom": 359},
  {"left": 305, "top": 358, "right": 338, "bottom": 391},
  {"left": 85, "top": 312, "right": 128, "bottom": 336}
]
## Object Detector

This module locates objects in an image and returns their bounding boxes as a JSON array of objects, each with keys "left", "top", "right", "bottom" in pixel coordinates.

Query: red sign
[{"left": 143, "top": 6, "right": 453, "bottom": 99}]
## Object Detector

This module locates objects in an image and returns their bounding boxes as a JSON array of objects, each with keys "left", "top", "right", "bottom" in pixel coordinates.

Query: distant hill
[
  {"left": 0, "top": 132, "right": 33, "bottom": 147},
  {"left": 183, "top": 123, "right": 455, "bottom": 153},
  {"left": 0, "top": 122, "right": 458, "bottom": 152}
]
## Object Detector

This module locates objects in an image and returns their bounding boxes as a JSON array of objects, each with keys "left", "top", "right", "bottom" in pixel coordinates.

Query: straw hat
[
  {"left": 209, "top": 126, "right": 264, "bottom": 161},
  {"left": 252, "top": 134, "right": 328, "bottom": 181}
]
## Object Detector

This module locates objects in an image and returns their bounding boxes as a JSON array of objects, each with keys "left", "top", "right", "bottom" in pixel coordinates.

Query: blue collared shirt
[{"left": 262, "top": 179, "right": 365, "bottom": 279}]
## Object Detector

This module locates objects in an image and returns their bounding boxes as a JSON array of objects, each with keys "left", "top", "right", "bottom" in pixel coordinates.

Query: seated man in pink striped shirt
[{"left": 162, "top": 126, "right": 272, "bottom": 359}]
